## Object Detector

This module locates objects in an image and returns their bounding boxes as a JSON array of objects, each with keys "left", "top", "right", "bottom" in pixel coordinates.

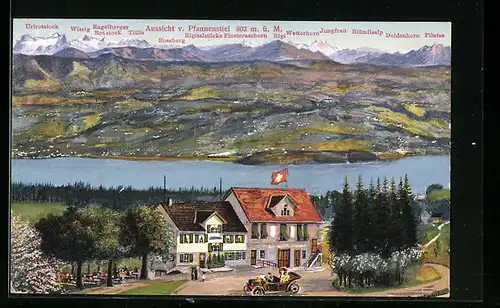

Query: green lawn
[
  {"left": 341, "top": 265, "right": 441, "bottom": 294},
  {"left": 11, "top": 202, "right": 66, "bottom": 225},
  {"left": 417, "top": 223, "right": 440, "bottom": 245},
  {"left": 120, "top": 280, "right": 187, "bottom": 295},
  {"left": 427, "top": 189, "right": 450, "bottom": 201},
  {"left": 423, "top": 223, "right": 450, "bottom": 267}
]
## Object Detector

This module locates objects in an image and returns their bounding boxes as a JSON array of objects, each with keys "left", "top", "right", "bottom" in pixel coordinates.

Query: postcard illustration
[{"left": 10, "top": 19, "right": 451, "bottom": 297}]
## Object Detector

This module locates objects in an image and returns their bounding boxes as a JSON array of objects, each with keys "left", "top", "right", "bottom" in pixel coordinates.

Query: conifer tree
[
  {"left": 367, "top": 179, "right": 377, "bottom": 252},
  {"left": 388, "top": 177, "right": 402, "bottom": 252},
  {"left": 400, "top": 174, "right": 417, "bottom": 248},
  {"left": 353, "top": 175, "right": 370, "bottom": 253},
  {"left": 329, "top": 176, "right": 354, "bottom": 254}
]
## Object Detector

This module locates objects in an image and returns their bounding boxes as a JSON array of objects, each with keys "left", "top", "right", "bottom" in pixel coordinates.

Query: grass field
[
  {"left": 120, "top": 280, "right": 187, "bottom": 295},
  {"left": 417, "top": 223, "right": 440, "bottom": 245},
  {"left": 423, "top": 223, "right": 450, "bottom": 267},
  {"left": 342, "top": 265, "right": 442, "bottom": 294},
  {"left": 11, "top": 202, "right": 66, "bottom": 225},
  {"left": 427, "top": 189, "right": 451, "bottom": 201}
]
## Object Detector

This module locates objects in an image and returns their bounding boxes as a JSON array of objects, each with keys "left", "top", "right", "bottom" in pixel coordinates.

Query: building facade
[
  {"left": 223, "top": 187, "right": 324, "bottom": 269},
  {"left": 156, "top": 201, "right": 248, "bottom": 268}
]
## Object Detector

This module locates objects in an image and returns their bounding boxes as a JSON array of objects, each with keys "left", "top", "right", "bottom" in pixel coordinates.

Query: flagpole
[
  {"left": 219, "top": 177, "right": 223, "bottom": 201},
  {"left": 285, "top": 168, "right": 288, "bottom": 188}
]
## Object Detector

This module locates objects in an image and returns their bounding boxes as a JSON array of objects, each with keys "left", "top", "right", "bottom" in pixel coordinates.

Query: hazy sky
[{"left": 13, "top": 19, "right": 451, "bottom": 53}]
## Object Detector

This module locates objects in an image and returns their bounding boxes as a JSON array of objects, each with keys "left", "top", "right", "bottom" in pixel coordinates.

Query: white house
[
  {"left": 156, "top": 201, "right": 248, "bottom": 268},
  {"left": 222, "top": 187, "right": 324, "bottom": 270}
]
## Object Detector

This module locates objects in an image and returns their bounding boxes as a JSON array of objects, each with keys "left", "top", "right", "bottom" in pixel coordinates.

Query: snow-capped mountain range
[{"left": 12, "top": 33, "right": 451, "bottom": 67}]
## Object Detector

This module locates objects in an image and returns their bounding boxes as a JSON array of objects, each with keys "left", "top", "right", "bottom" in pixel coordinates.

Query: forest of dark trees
[
  {"left": 11, "top": 181, "right": 342, "bottom": 218},
  {"left": 10, "top": 182, "right": 223, "bottom": 210}
]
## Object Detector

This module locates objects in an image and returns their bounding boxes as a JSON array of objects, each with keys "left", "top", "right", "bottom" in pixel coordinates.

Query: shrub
[{"left": 332, "top": 278, "right": 341, "bottom": 290}]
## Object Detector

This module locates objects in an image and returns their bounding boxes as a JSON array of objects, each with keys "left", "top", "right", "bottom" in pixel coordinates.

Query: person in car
[
  {"left": 265, "top": 272, "right": 274, "bottom": 283},
  {"left": 279, "top": 268, "right": 290, "bottom": 283}
]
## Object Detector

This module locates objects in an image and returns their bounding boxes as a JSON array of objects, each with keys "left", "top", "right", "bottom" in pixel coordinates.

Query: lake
[{"left": 11, "top": 155, "right": 450, "bottom": 195}]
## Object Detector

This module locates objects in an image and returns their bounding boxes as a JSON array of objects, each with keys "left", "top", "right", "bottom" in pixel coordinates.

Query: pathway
[
  {"left": 424, "top": 221, "right": 450, "bottom": 248},
  {"left": 306, "top": 263, "right": 449, "bottom": 297}
]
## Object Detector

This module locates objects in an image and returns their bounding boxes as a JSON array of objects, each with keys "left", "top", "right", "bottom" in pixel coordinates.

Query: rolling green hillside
[{"left": 12, "top": 55, "right": 451, "bottom": 164}]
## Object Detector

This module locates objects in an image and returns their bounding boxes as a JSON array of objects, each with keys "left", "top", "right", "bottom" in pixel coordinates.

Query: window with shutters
[
  {"left": 224, "top": 235, "right": 235, "bottom": 243},
  {"left": 224, "top": 251, "right": 246, "bottom": 260},
  {"left": 207, "top": 224, "right": 222, "bottom": 233},
  {"left": 179, "top": 253, "right": 193, "bottom": 263},
  {"left": 208, "top": 243, "right": 223, "bottom": 252}
]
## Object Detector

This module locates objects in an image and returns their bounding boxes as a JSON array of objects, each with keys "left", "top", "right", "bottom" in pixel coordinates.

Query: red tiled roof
[{"left": 228, "top": 187, "right": 322, "bottom": 223}]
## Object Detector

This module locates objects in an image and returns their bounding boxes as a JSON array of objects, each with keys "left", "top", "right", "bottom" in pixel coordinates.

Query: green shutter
[
  {"left": 280, "top": 224, "right": 289, "bottom": 240},
  {"left": 303, "top": 224, "right": 309, "bottom": 240},
  {"left": 260, "top": 223, "right": 268, "bottom": 238},
  {"left": 189, "top": 234, "right": 193, "bottom": 243},
  {"left": 297, "top": 224, "right": 303, "bottom": 241},
  {"left": 204, "top": 234, "right": 208, "bottom": 242},
  {"left": 189, "top": 254, "right": 193, "bottom": 262},
  {"left": 251, "top": 223, "right": 259, "bottom": 238},
  {"left": 180, "top": 234, "right": 184, "bottom": 243},
  {"left": 195, "top": 234, "right": 199, "bottom": 243},
  {"left": 230, "top": 235, "right": 234, "bottom": 243},
  {"left": 208, "top": 244, "right": 213, "bottom": 252}
]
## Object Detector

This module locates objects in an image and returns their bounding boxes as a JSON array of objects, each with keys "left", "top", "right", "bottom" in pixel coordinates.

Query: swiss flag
[{"left": 271, "top": 169, "right": 287, "bottom": 185}]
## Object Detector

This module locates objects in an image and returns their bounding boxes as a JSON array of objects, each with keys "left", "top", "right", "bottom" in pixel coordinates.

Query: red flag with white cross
[{"left": 270, "top": 169, "right": 287, "bottom": 185}]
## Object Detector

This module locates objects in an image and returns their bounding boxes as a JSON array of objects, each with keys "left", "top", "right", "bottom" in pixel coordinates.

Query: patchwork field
[{"left": 12, "top": 56, "right": 450, "bottom": 164}]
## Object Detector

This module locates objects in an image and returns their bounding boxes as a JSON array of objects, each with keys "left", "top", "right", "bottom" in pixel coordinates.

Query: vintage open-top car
[{"left": 243, "top": 272, "right": 301, "bottom": 296}]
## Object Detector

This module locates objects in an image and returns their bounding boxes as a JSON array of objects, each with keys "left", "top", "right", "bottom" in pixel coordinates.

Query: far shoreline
[{"left": 11, "top": 151, "right": 451, "bottom": 165}]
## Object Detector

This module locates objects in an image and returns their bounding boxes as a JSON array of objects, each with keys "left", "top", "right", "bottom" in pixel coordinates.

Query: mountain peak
[
  {"left": 52, "top": 32, "right": 63, "bottom": 38},
  {"left": 20, "top": 34, "right": 34, "bottom": 41}
]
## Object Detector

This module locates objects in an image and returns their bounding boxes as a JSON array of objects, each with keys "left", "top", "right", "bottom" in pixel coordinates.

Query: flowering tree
[{"left": 10, "top": 215, "right": 61, "bottom": 294}]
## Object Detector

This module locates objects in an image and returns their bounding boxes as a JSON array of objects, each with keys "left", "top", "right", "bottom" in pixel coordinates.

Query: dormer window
[
  {"left": 280, "top": 204, "right": 291, "bottom": 216},
  {"left": 207, "top": 224, "right": 222, "bottom": 233},
  {"left": 267, "top": 195, "right": 296, "bottom": 217}
]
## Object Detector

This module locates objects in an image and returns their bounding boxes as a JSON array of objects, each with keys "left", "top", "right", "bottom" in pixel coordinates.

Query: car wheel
[
  {"left": 252, "top": 287, "right": 265, "bottom": 296},
  {"left": 289, "top": 283, "right": 300, "bottom": 294}
]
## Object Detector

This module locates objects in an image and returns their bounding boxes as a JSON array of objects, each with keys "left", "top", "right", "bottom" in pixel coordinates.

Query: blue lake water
[{"left": 11, "top": 156, "right": 450, "bottom": 195}]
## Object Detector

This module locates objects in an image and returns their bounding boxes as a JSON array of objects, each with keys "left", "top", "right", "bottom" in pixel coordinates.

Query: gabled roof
[
  {"left": 266, "top": 194, "right": 298, "bottom": 209},
  {"left": 267, "top": 195, "right": 286, "bottom": 208},
  {"left": 159, "top": 201, "right": 247, "bottom": 232},
  {"left": 226, "top": 187, "right": 322, "bottom": 223},
  {"left": 194, "top": 210, "right": 227, "bottom": 224}
]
